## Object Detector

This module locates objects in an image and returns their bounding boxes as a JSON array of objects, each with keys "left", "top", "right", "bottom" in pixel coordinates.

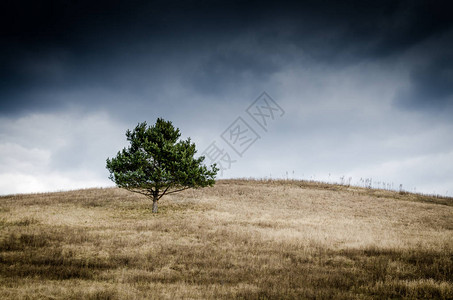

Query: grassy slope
[{"left": 0, "top": 179, "right": 452, "bottom": 299}]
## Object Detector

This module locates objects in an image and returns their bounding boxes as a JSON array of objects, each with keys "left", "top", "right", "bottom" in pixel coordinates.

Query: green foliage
[{"left": 106, "top": 118, "right": 218, "bottom": 205}]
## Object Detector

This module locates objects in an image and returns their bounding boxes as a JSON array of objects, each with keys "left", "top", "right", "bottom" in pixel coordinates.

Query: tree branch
[
  {"left": 126, "top": 188, "right": 152, "bottom": 197},
  {"left": 163, "top": 186, "right": 191, "bottom": 196},
  {"left": 157, "top": 185, "right": 172, "bottom": 200}
]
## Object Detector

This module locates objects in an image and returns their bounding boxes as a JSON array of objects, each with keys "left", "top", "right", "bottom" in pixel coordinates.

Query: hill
[{"left": 1, "top": 179, "right": 452, "bottom": 299}]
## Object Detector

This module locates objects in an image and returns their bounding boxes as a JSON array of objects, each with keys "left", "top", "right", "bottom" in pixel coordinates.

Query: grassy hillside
[{"left": 1, "top": 179, "right": 452, "bottom": 299}]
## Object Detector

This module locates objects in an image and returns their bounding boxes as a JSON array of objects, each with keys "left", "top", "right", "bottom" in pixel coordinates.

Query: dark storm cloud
[
  {"left": 188, "top": 49, "right": 281, "bottom": 95},
  {"left": 394, "top": 32, "right": 453, "bottom": 112},
  {"left": 396, "top": 56, "right": 453, "bottom": 111},
  {"left": 1, "top": 0, "right": 452, "bottom": 116}
]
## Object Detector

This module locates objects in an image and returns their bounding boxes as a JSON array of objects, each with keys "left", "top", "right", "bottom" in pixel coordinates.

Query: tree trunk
[{"left": 152, "top": 195, "right": 158, "bottom": 213}]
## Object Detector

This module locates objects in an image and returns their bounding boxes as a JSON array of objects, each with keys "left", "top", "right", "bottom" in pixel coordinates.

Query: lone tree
[{"left": 106, "top": 118, "right": 218, "bottom": 213}]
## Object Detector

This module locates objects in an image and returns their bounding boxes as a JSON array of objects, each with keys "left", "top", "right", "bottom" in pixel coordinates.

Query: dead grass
[{"left": 1, "top": 179, "right": 452, "bottom": 299}]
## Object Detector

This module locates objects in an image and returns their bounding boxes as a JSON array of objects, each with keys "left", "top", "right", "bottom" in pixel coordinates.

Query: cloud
[
  {"left": 1, "top": 0, "right": 453, "bottom": 196},
  {"left": 0, "top": 143, "right": 50, "bottom": 172},
  {"left": 393, "top": 30, "right": 453, "bottom": 112},
  {"left": 347, "top": 150, "right": 453, "bottom": 195},
  {"left": 2, "top": 0, "right": 453, "bottom": 116},
  {"left": 202, "top": 62, "right": 453, "bottom": 196},
  {"left": 0, "top": 111, "right": 127, "bottom": 194}
]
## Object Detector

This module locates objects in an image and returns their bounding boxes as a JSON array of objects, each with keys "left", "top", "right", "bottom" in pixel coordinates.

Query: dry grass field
[{"left": 1, "top": 179, "right": 452, "bottom": 299}]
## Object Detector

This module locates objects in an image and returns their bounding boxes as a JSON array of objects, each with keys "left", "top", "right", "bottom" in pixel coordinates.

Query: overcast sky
[{"left": 1, "top": 0, "right": 452, "bottom": 196}]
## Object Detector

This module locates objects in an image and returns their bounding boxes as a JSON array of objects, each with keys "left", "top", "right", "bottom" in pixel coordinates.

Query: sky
[{"left": 1, "top": 0, "right": 453, "bottom": 196}]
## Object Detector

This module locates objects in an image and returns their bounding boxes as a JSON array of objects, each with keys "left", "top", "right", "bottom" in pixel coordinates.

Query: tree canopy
[{"left": 106, "top": 118, "right": 218, "bottom": 212}]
